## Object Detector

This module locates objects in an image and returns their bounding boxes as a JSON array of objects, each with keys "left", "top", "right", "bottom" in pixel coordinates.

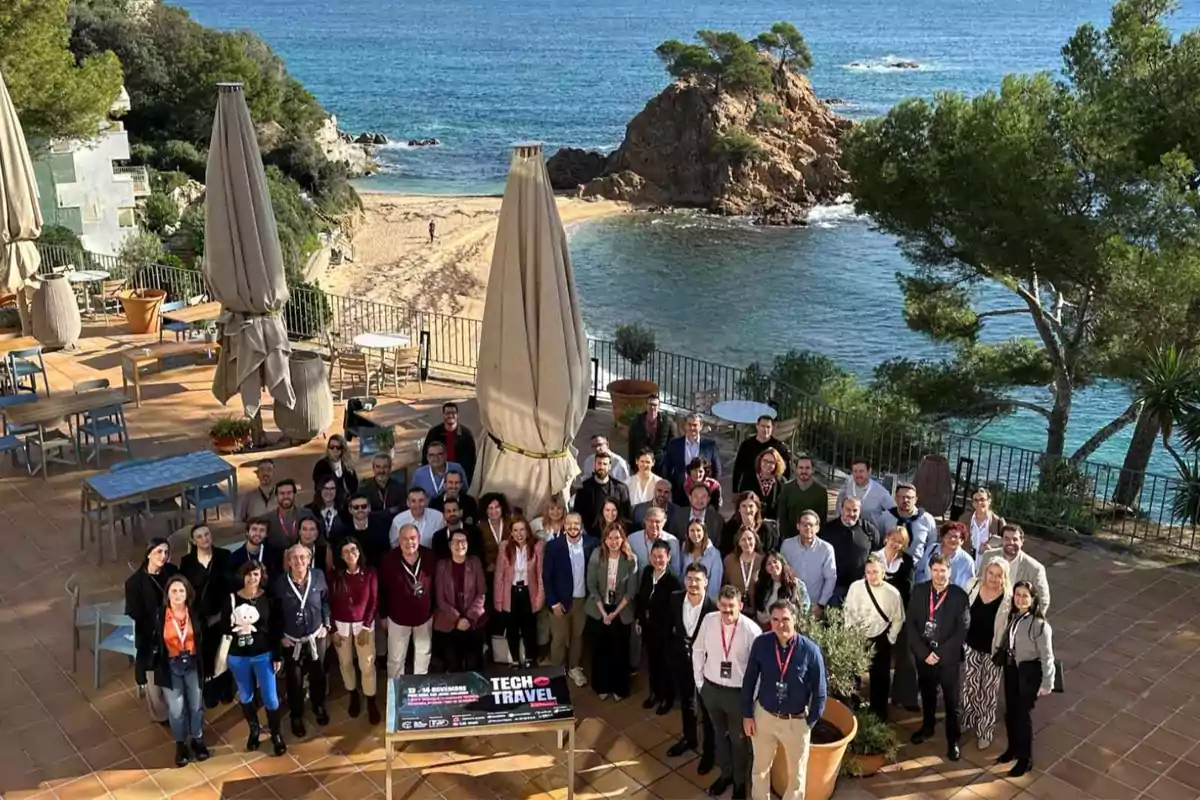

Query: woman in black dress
[
  {"left": 125, "top": 537, "right": 178, "bottom": 719},
  {"left": 312, "top": 434, "right": 358, "bottom": 498},
  {"left": 178, "top": 524, "right": 234, "bottom": 707}
]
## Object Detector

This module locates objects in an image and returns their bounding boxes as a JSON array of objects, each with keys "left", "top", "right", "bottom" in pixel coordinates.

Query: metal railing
[
  {"left": 33, "top": 242, "right": 1200, "bottom": 552},
  {"left": 112, "top": 165, "right": 150, "bottom": 196}
]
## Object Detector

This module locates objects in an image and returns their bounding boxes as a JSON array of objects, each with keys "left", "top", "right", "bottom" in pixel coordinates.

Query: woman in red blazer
[
  {"left": 433, "top": 529, "right": 488, "bottom": 671},
  {"left": 493, "top": 516, "right": 545, "bottom": 667}
]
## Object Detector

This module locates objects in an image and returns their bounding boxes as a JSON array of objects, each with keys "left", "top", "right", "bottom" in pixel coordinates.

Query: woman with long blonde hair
[
  {"left": 961, "top": 556, "right": 1013, "bottom": 749},
  {"left": 584, "top": 522, "right": 639, "bottom": 700}
]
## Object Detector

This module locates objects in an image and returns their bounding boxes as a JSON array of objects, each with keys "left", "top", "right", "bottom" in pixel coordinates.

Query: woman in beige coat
[{"left": 961, "top": 557, "right": 1013, "bottom": 749}]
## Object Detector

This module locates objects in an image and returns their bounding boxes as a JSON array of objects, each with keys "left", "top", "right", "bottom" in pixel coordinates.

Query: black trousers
[
  {"left": 1003, "top": 661, "right": 1042, "bottom": 761},
  {"left": 675, "top": 654, "right": 715, "bottom": 756},
  {"left": 438, "top": 629, "right": 485, "bottom": 672},
  {"left": 868, "top": 633, "right": 893, "bottom": 721},
  {"left": 917, "top": 660, "right": 960, "bottom": 743},
  {"left": 891, "top": 625, "right": 919, "bottom": 707},
  {"left": 282, "top": 639, "right": 327, "bottom": 720},
  {"left": 589, "top": 612, "right": 631, "bottom": 697},
  {"left": 646, "top": 630, "right": 675, "bottom": 705},
  {"left": 505, "top": 585, "right": 539, "bottom": 664}
]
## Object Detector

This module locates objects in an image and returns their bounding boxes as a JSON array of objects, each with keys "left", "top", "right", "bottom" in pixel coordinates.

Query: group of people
[{"left": 123, "top": 397, "right": 1057, "bottom": 798}]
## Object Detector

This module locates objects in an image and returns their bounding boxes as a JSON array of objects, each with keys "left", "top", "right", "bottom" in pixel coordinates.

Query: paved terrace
[{"left": 2, "top": 328, "right": 1200, "bottom": 800}]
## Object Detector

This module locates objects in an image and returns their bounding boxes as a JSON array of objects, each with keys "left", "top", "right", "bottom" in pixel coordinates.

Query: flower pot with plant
[
  {"left": 841, "top": 708, "right": 900, "bottom": 778},
  {"left": 210, "top": 416, "right": 253, "bottom": 454},
  {"left": 373, "top": 427, "right": 396, "bottom": 460},
  {"left": 118, "top": 288, "right": 168, "bottom": 334},
  {"left": 769, "top": 608, "right": 871, "bottom": 800},
  {"left": 607, "top": 322, "right": 659, "bottom": 426}
]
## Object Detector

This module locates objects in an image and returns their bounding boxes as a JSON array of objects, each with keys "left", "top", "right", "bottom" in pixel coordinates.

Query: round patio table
[
  {"left": 67, "top": 270, "right": 111, "bottom": 317},
  {"left": 353, "top": 332, "right": 414, "bottom": 394},
  {"left": 711, "top": 400, "right": 777, "bottom": 425}
]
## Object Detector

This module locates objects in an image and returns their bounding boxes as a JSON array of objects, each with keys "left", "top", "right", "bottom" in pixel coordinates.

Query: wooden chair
[
  {"left": 773, "top": 416, "right": 799, "bottom": 450},
  {"left": 385, "top": 346, "right": 422, "bottom": 395},
  {"left": 90, "top": 279, "right": 127, "bottom": 324},
  {"left": 691, "top": 388, "right": 732, "bottom": 436},
  {"left": 336, "top": 350, "right": 377, "bottom": 400}
]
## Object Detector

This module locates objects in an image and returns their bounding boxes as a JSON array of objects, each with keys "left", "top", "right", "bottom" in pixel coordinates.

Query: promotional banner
[{"left": 389, "top": 666, "right": 574, "bottom": 732}]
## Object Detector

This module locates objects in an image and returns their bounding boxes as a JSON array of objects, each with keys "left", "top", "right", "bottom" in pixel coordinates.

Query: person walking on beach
[{"left": 428, "top": 219, "right": 436, "bottom": 244}]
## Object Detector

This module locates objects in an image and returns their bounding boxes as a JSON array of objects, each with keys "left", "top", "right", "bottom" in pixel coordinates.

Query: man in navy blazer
[
  {"left": 542, "top": 512, "right": 598, "bottom": 687},
  {"left": 662, "top": 413, "right": 723, "bottom": 507}
]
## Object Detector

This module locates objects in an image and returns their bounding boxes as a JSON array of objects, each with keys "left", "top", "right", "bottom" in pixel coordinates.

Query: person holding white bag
[{"left": 222, "top": 561, "right": 287, "bottom": 756}]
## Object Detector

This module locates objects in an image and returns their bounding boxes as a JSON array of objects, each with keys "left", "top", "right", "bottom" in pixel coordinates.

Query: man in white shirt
[
  {"left": 692, "top": 585, "right": 760, "bottom": 799},
  {"left": 834, "top": 458, "right": 891, "bottom": 532},
  {"left": 389, "top": 487, "right": 444, "bottom": 549},
  {"left": 544, "top": 513, "right": 597, "bottom": 687},
  {"left": 580, "top": 434, "right": 631, "bottom": 483},
  {"left": 876, "top": 482, "right": 937, "bottom": 561}
]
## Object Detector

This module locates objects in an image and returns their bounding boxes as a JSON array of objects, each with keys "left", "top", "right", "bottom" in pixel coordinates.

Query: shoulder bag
[
  {"left": 864, "top": 582, "right": 890, "bottom": 627},
  {"left": 212, "top": 594, "right": 234, "bottom": 677}
]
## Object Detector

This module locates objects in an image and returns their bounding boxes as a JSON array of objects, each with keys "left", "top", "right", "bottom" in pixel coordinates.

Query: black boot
[
  {"left": 367, "top": 695, "right": 381, "bottom": 725},
  {"left": 241, "top": 703, "right": 262, "bottom": 751},
  {"left": 291, "top": 715, "right": 306, "bottom": 739},
  {"left": 203, "top": 680, "right": 220, "bottom": 710},
  {"left": 174, "top": 742, "right": 190, "bottom": 768},
  {"left": 267, "top": 708, "right": 287, "bottom": 757},
  {"left": 190, "top": 738, "right": 210, "bottom": 762},
  {"left": 348, "top": 689, "right": 361, "bottom": 718}
]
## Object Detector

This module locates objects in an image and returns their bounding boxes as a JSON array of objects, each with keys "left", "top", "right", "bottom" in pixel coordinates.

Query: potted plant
[
  {"left": 209, "top": 416, "right": 253, "bottom": 454},
  {"left": 770, "top": 608, "right": 871, "bottom": 800},
  {"left": 607, "top": 323, "right": 660, "bottom": 426},
  {"left": 373, "top": 427, "right": 396, "bottom": 460},
  {"left": 118, "top": 288, "right": 168, "bottom": 334},
  {"left": 841, "top": 708, "right": 900, "bottom": 778},
  {"left": 0, "top": 306, "right": 20, "bottom": 334}
]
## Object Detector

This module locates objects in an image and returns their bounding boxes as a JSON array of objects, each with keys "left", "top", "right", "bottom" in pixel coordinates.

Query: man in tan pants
[
  {"left": 544, "top": 513, "right": 596, "bottom": 687},
  {"left": 742, "top": 600, "right": 827, "bottom": 800}
]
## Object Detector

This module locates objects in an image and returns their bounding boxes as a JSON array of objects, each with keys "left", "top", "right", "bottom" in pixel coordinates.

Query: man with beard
[
  {"left": 422, "top": 402, "right": 477, "bottom": 483},
  {"left": 264, "top": 479, "right": 316, "bottom": 553},
  {"left": 633, "top": 478, "right": 674, "bottom": 528},
  {"left": 229, "top": 519, "right": 283, "bottom": 580},
  {"left": 237, "top": 459, "right": 277, "bottom": 523},
  {"left": 834, "top": 458, "right": 891, "bottom": 532},
  {"left": 329, "top": 492, "right": 391, "bottom": 570},
  {"left": 543, "top": 513, "right": 597, "bottom": 687},
  {"left": 362, "top": 454, "right": 406, "bottom": 514},
  {"left": 627, "top": 394, "right": 675, "bottom": 469},
  {"left": 776, "top": 455, "right": 829, "bottom": 535},
  {"left": 818, "top": 497, "right": 881, "bottom": 607},
  {"left": 780, "top": 511, "right": 837, "bottom": 618},
  {"left": 877, "top": 482, "right": 937, "bottom": 561},
  {"left": 429, "top": 470, "right": 479, "bottom": 526},
  {"left": 430, "top": 497, "right": 484, "bottom": 561},
  {"left": 988, "top": 525, "right": 1051, "bottom": 613},
  {"left": 573, "top": 452, "right": 631, "bottom": 537}
]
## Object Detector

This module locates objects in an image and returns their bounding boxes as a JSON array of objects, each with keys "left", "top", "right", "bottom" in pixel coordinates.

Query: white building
[{"left": 33, "top": 87, "right": 149, "bottom": 257}]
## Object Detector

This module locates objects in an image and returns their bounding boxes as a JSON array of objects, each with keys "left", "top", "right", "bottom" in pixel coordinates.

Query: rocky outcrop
[
  {"left": 552, "top": 69, "right": 851, "bottom": 224},
  {"left": 355, "top": 131, "right": 389, "bottom": 145},
  {"left": 407, "top": 138, "right": 440, "bottom": 147},
  {"left": 547, "top": 147, "right": 610, "bottom": 190},
  {"left": 315, "top": 116, "right": 379, "bottom": 177}
]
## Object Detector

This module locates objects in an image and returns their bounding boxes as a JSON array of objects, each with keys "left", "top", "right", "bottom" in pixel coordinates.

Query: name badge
[
  {"left": 923, "top": 619, "right": 938, "bottom": 642},
  {"left": 720, "top": 661, "right": 732, "bottom": 680},
  {"left": 176, "top": 653, "right": 191, "bottom": 668},
  {"left": 775, "top": 680, "right": 788, "bottom": 702},
  {"left": 606, "top": 590, "right": 617, "bottom": 606},
  {"left": 412, "top": 581, "right": 425, "bottom": 597}
]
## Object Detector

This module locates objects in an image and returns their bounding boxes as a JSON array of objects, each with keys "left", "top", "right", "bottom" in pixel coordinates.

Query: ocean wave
[
  {"left": 842, "top": 55, "right": 931, "bottom": 72},
  {"left": 807, "top": 198, "right": 864, "bottom": 229}
]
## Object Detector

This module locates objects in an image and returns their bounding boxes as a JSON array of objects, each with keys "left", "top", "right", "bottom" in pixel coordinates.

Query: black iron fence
[{"left": 35, "top": 243, "right": 1200, "bottom": 551}]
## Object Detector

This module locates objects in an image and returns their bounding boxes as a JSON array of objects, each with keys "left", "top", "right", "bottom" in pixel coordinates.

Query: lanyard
[
  {"left": 247, "top": 546, "right": 261, "bottom": 564},
  {"left": 720, "top": 619, "right": 737, "bottom": 660},
  {"left": 402, "top": 557, "right": 422, "bottom": 584},
  {"left": 289, "top": 574, "right": 312, "bottom": 614},
  {"left": 279, "top": 511, "right": 297, "bottom": 541},
  {"left": 740, "top": 558, "right": 756, "bottom": 589},
  {"left": 928, "top": 586, "right": 948, "bottom": 619},
  {"left": 170, "top": 609, "right": 189, "bottom": 643},
  {"left": 652, "top": 569, "right": 665, "bottom": 588},
  {"left": 776, "top": 637, "right": 796, "bottom": 678},
  {"left": 430, "top": 468, "right": 446, "bottom": 496},
  {"left": 490, "top": 520, "right": 504, "bottom": 544}
]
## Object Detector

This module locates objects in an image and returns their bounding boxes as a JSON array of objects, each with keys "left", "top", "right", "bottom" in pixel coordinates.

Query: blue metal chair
[
  {"left": 0, "top": 393, "right": 38, "bottom": 435},
  {"left": 182, "top": 471, "right": 233, "bottom": 523},
  {"left": 0, "top": 434, "right": 27, "bottom": 472},
  {"left": 8, "top": 347, "right": 49, "bottom": 395},
  {"left": 159, "top": 299, "right": 189, "bottom": 343},
  {"left": 73, "top": 379, "right": 132, "bottom": 465}
]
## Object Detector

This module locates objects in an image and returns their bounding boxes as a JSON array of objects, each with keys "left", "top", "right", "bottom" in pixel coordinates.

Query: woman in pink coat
[
  {"left": 493, "top": 515, "right": 545, "bottom": 667},
  {"left": 433, "top": 529, "right": 488, "bottom": 671}
]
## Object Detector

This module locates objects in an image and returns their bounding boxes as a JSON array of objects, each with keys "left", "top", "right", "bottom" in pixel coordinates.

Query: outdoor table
[
  {"left": 354, "top": 401, "right": 428, "bottom": 465},
  {"left": 67, "top": 270, "right": 111, "bottom": 317},
  {"left": 82, "top": 450, "right": 237, "bottom": 563},
  {"left": 4, "top": 388, "right": 129, "bottom": 480},
  {"left": 120, "top": 341, "right": 222, "bottom": 407},
  {"left": 712, "top": 399, "right": 777, "bottom": 441},
  {"left": 383, "top": 668, "right": 576, "bottom": 799},
  {"left": 354, "top": 332, "right": 413, "bottom": 392},
  {"left": 0, "top": 336, "right": 39, "bottom": 357},
  {"left": 160, "top": 301, "right": 223, "bottom": 342}
]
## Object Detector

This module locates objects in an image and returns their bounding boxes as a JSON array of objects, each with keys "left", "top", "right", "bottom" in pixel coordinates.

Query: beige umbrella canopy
[
  {"left": 204, "top": 83, "right": 295, "bottom": 419},
  {"left": 473, "top": 143, "right": 589, "bottom": 513},
  {"left": 0, "top": 69, "right": 43, "bottom": 335}
]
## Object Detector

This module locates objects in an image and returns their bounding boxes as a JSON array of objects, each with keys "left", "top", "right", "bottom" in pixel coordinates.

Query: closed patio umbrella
[
  {"left": 0, "top": 69, "right": 43, "bottom": 335},
  {"left": 204, "top": 83, "right": 295, "bottom": 419},
  {"left": 473, "top": 143, "right": 589, "bottom": 512}
]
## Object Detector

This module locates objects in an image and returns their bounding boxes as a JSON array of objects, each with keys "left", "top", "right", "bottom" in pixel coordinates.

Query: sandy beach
[{"left": 317, "top": 192, "right": 628, "bottom": 319}]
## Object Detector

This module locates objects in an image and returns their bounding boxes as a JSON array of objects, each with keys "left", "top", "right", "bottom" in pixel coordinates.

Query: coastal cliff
[{"left": 549, "top": 67, "right": 851, "bottom": 224}]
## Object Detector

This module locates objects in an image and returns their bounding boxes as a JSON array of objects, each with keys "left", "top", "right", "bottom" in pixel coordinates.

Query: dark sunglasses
[{"left": 350, "top": 503, "right": 369, "bottom": 511}]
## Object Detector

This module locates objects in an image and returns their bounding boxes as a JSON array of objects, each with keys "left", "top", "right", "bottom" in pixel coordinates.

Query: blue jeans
[
  {"left": 162, "top": 656, "right": 204, "bottom": 743},
  {"left": 228, "top": 652, "right": 280, "bottom": 711}
]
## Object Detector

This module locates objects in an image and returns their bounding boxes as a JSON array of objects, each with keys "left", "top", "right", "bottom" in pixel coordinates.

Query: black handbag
[
  {"left": 991, "top": 644, "right": 1010, "bottom": 668},
  {"left": 1052, "top": 658, "right": 1065, "bottom": 693}
]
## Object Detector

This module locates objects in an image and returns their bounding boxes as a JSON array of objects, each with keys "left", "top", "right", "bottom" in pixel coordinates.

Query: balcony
[{"left": 112, "top": 164, "right": 150, "bottom": 197}]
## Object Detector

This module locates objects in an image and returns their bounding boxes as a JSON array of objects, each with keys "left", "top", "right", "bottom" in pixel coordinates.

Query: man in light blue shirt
[
  {"left": 913, "top": 521, "right": 975, "bottom": 589},
  {"left": 409, "top": 441, "right": 468, "bottom": 499},
  {"left": 628, "top": 507, "right": 680, "bottom": 575},
  {"left": 779, "top": 510, "right": 837, "bottom": 617},
  {"left": 834, "top": 458, "right": 892, "bottom": 532},
  {"left": 876, "top": 482, "right": 937, "bottom": 561}
]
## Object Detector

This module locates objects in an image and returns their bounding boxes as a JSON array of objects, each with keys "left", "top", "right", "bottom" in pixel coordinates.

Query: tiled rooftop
[{"left": 2, "top": 326, "right": 1200, "bottom": 799}]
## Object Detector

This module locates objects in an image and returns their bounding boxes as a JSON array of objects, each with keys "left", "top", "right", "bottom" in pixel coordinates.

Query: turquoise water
[{"left": 176, "top": 0, "right": 1200, "bottom": 473}]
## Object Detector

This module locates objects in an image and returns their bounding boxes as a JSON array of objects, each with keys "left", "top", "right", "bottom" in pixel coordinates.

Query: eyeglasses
[
  {"left": 350, "top": 504, "right": 369, "bottom": 511},
  {"left": 329, "top": 445, "right": 343, "bottom": 451}
]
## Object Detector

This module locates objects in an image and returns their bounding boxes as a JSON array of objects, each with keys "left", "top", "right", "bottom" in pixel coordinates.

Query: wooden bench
[{"left": 120, "top": 341, "right": 221, "bottom": 407}]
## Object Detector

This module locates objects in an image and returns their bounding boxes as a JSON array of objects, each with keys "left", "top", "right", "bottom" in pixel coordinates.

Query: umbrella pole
[
  {"left": 15, "top": 285, "right": 33, "bottom": 336},
  {"left": 249, "top": 408, "right": 268, "bottom": 448}
]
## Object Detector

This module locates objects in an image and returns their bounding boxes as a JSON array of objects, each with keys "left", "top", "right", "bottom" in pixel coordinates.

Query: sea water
[{"left": 177, "top": 0, "right": 1200, "bottom": 472}]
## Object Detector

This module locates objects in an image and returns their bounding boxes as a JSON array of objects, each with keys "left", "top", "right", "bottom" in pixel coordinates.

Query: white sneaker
[
  {"left": 598, "top": 693, "right": 610, "bottom": 700},
  {"left": 978, "top": 734, "right": 992, "bottom": 750},
  {"left": 569, "top": 667, "right": 587, "bottom": 687}
]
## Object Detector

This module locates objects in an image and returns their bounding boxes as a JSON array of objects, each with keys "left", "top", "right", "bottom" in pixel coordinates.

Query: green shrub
[
  {"left": 795, "top": 608, "right": 871, "bottom": 700},
  {"left": 140, "top": 192, "right": 180, "bottom": 235},
  {"left": 711, "top": 129, "right": 764, "bottom": 163},
  {"left": 157, "top": 139, "right": 207, "bottom": 180},
  {"left": 848, "top": 709, "right": 900, "bottom": 760},
  {"left": 614, "top": 323, "right": 657, "bottom": 366},
  {"left": 210, "top": 416, "right": 253, "bottom": 438},
  {"left": 992, "top": 486, "right": 1098, "bottom": 537},
  {"left": 0, "top": 307, "right": 21, "bottom": 330},
  {"left": 753, "top": 100, "right": 786, "bottom": 128},
  {"left": 118, "top": 230, "right": 164, "bottom": 272},
  {"left": 37, "top": 225, "right": 85, "bottom": 269}
]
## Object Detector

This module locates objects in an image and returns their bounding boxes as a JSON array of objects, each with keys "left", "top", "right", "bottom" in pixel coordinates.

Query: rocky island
[{"left": 547, "top": 23, "right": 851, "bottom": 225}]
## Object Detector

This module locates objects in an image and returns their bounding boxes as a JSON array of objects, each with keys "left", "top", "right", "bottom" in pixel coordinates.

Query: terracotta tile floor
[{"left": 2, "top": 329, "right": 1200, "bottom": 799}]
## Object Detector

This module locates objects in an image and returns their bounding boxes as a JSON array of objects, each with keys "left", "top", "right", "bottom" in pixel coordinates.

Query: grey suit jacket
[
  {"left": 667, "top": 505, "right": 723, "bottom": 547},
  {"left": 584, "top": 549, "right": 640, "bottom": 624},
  {"left": 984, "top": 547, "right": 1051, "bottom": 614}
]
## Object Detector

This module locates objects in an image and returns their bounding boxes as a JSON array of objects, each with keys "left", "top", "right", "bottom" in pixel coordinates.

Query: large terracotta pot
[
  {"left": 606, "top": 378, "right": 658, "bottom": 430},
  {"left": 31, "top": 273, "right": 82, "bottom": 348},
  {"left": 771, "top": 697, "right": 857, "bottom": 800},
  {"left": 274, "top": 350, "right": 334, "bottom": 440},
  {"left": 118, "top": 288, "right": 167, "bottom": 334}
]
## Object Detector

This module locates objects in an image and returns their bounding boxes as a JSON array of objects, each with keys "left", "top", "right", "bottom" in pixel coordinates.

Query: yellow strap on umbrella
[{"left": 487, "top": 432, "right": 571, "bottom": 460}]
